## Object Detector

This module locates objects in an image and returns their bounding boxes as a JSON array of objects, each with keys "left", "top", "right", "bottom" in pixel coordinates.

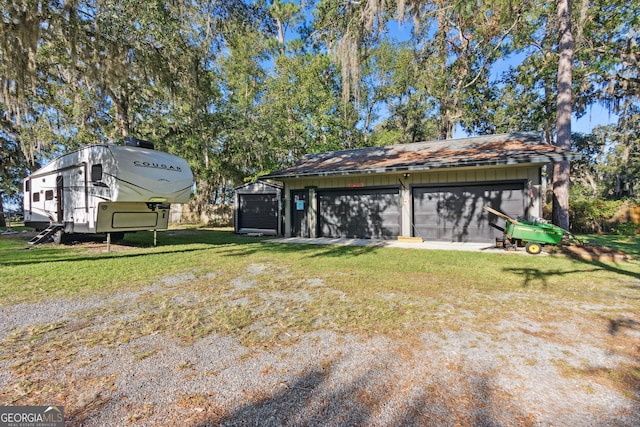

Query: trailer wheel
[
  {"left": 525, "top": 242, "right": 542, "bottom": 255},
  {"left": 52, "top": 229, "right": 65, "bottom": 245}
]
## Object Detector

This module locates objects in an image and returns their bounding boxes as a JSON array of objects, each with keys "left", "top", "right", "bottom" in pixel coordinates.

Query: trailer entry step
[{"left": 28, "top": 225, "right": 63, "bottom": 246}]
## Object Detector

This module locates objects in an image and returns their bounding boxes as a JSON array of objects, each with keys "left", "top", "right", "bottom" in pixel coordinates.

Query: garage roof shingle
[{"left": 263, "top": 132, "right": 581, "bottom": 179}]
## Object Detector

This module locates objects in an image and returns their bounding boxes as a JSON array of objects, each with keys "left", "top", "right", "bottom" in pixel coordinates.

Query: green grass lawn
[{"left": 1, "top": 228, "right": 638, "bottom": 338}]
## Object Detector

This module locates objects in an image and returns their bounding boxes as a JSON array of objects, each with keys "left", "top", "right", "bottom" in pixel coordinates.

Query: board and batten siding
[
  {"left": 284, "top": 165, "right": 539, "bottom": 188},
  {"left": 281, "top": 164, "right": 544, "bottom": 239}
]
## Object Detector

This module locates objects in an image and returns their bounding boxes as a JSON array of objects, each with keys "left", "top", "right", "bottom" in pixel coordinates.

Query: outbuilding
[
  {"left": 234, "top": 181, "right": 283, "bottom": 236},
  {"left": 261, "top": 132, "right": 580, "bottom": 243}
]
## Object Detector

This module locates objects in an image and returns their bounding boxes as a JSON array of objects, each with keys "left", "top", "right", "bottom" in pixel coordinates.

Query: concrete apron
[{"left": 269, "top": 237, "right": 534, "bottom": 254}]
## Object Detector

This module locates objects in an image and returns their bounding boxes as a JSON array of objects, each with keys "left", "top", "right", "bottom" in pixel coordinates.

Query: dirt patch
[
  {"left": 0, "top": 230, "right": 36, "bottom": 240},
  {"left": 559, "top": 244, "right": 633, "bottom": 262},
  {"left": 0, "top": 231, "right": 134, "bottom": 252},
  {"left": 77, "top": 241, "right": 133, "bottom": 253}
]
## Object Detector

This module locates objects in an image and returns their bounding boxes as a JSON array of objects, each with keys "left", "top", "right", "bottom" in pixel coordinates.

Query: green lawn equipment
[{"left": 484, "top": 206, "right": 567, "bottom": 255}]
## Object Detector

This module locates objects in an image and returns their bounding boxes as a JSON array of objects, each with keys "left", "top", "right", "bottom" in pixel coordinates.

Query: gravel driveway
[{"left": 1, "top": 260, "right": 639, "bottom": 426}]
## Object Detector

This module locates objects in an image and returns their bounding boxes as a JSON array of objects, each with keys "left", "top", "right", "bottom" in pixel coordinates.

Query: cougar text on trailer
[{"left": 23, "top": 138, "right": 194, "bottom": 245}]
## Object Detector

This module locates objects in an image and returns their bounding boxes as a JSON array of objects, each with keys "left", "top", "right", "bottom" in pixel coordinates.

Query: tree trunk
[
  {"left": 553, "top": 0, "right": 574, "bottom": 230},
  {"left": 276, "top": 18, "right": 285, "bottom": 56},
  {"left": 435, "top": 1, "right": 452, "bottom": 140},
  {"left": 0, "top": 194, "right": 6, "bottom": 228}
]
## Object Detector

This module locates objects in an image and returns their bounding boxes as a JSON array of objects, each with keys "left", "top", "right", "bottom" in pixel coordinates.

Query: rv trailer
[{"left": 23, "top": 138, "right": 193, "bottom": 244}]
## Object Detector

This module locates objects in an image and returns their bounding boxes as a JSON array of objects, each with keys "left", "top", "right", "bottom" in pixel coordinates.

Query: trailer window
[
  {"left": 25, "top": 180, "right": 30, "bottom": 192},
  {"left": 33, "top": 193, "right": 40, "bottom": 202},
  {"left": 91, "top": 164, "right": 103, "bottom": 182},
  {"left": 45, "top": 190, "right": 54, "bottom": 200}
]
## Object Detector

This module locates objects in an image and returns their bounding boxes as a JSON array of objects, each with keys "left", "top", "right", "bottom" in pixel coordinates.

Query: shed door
[
  {"left": 290, "top": 190, "right": 309, "bottom": 238},
  {"left": 412, "top": 182, "right": 525, "bottom": 242},
  {"left": 318, "top": 187, "right": 400, "bottom": 239},
  {"left": 238, "top": 194, "right": 278, "bottom": 231}
]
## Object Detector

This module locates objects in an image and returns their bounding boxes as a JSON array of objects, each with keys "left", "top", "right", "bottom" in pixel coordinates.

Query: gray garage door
[
  {"left": 413, "top": 182, "right": 525, "bottom": 242},
  {"left": 238, "top": 193, "right": 279, "bottom": 231},
  {"left": 318, "top": 187, "right": 401, "bottom": 239}
]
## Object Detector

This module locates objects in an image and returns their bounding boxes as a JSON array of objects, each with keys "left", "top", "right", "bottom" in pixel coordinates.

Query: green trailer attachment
[{"left": 484, "top": 206, "right": 567, "bottom": 255}]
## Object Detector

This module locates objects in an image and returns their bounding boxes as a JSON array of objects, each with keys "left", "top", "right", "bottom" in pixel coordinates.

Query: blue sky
[{"left": 573, "top": 104, "right": 617, "bottom": 134}]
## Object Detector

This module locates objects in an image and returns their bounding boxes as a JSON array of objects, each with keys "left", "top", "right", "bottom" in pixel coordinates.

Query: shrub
[
  {"left": 569, "top": 197, "right": 624, "bottom": 234},
  {"left": 612, "top": 222, "right": 639, "bottom": 237}
]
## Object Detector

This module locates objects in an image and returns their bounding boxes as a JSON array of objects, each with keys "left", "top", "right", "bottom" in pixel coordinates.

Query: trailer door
[{"left": 56, "top": 176, "right": 64, "bottom": 223}]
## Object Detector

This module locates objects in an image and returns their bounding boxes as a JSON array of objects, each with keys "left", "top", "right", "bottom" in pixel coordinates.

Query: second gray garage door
[
  {"left": 318, "top": 187, "right": 401, "bottom": 239},
  {"left": 413, "top": 182, "right": 525, "bottom": 242}
]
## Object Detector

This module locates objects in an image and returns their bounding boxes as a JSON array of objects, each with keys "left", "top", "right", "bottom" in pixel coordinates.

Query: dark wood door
[{"left": 290, "top": 190, "right": 309, "bottom": 237}]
